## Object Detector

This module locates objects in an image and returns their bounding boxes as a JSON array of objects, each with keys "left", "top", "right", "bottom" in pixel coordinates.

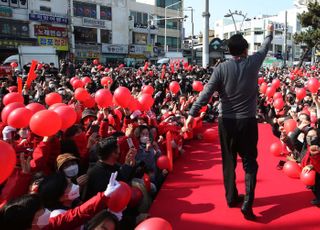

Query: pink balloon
[
  {"left": 70, "top": 77, "right": 79, "bottom": 85},
  {"left": 284, "top": 119, "right": 297, "bottom": 133},
  {"left": 26, "top": 103, "right": 46, "bottom": 114},
  {"left": 101, "top": 76, "right": 113, "bottom": 87},
  {"left": 81, "top": 76, "right": 92, "bottom": 85},
  {"left": 273, "top": 92, "right": 283, "bottom": 100},
  {"left": 8, "top": 108, "right": 33, "bottom": 128},
  {"left": 3, "top": 92, "right": 24, "bottom": 106},
  {"left": 45, "top": 93, "right": 62, "bottom": 106}
]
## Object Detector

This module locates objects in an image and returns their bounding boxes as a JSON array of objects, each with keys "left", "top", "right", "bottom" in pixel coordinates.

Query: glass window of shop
[
  {"left": 130, "top": 11, "right": 148, "bottom": 28},
  {"left": 133, "top": 32, "right": 147, "bottom": 45},
  {"left": 157, "top": 16, "right": 178, "bottom": 29},
  {"left": 101, "top": 29, "right": 112, "bottom": 43},
  {"left": 73, "top": 1, "right": 96, "bottom": 18},
  {"left": 156, "top": 0, "right": 182, "bottom": 9},
  {"left": 74, "top": 26, "right": 97, "bottom": 43},
  {"left": 0, "top": 19, "right": 29, "bottom": 38},
  {"left": 100, "top": 6, "right": 112, "bottom": 21},
  {"left": 157, "top": 36, "right": 180, "bottom": 48}
]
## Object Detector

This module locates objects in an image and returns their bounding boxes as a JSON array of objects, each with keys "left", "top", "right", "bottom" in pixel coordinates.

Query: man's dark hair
[
  {"left": 228, "top": 34, "right": 249, "bottom": 56},
  {"left": 97, "top": 137, "right": 118, "bottom": 161},
  {"left": 0, "top": 194, "right": 41, "bottom": 230},
  {"left": 84, "top": 210, "right": 119, "bottom": 230}
]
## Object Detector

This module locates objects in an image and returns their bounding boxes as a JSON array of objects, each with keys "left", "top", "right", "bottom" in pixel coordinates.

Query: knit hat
[
  {"left": 81, "top": 109, "right": 97, "bottom": 120},
  {"left": 56, "top": 153, "right": 78, "bottom": 171}
]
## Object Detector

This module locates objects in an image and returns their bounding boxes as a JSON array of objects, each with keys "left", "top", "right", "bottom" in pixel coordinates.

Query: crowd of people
[
  {"left": 0, "top": 55, "right": 319, "bottom": 229},
  {"left": 0, "top": 59, "right": 217, "bottom": 230}
]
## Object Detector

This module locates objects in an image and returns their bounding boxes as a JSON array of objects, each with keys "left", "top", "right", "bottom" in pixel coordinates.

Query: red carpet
[{"left": 149, "top": 123, "right": 320, "bottom": 230}]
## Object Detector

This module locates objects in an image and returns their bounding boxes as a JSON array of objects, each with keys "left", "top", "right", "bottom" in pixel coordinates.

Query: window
[
  {"left": 40, "top": 6, "right": 51, "bottom": 12},
  {"left": 100, "top": 6, "right": 112, "bottom": 20},
  {"left": 223, "top": 33, "right": 228, "bottom": 39},
  {"left": 157, "top": 36, "right": 180, "bottom": 48},
  {"left": 133, "top": 32, "right": 147, "bottom": 44},
  {"left": 254, "top": 28, "right": 263, "bottom": 35},
  {"left": 244, "top": 29, "right": 251, "bottom": 36},
  {"left": 275, "top": 30, "right": 283, "bottom": 36},
  {"left": 254, "top": 43, "right": 261, "bottom": 50},
  {"left": 101, "top": 29, "right": 112, "bottom": 43},
  {"left": 73, "top": 1, "right": 96, "bottom": 18},
  {"left": 130, "top": 11, "right": 149, "bottom": 28},
  {"left": 74, "top": 26, "right": 97, "bottom": 43},
  {"left": 156, "top": 0, "right": 182, "bottom": 10}
]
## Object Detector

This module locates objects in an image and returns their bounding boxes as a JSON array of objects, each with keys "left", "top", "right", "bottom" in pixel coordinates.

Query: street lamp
[
  {"left": 224, "top": 9, "right": 248, "bottom": 34},
  {"left": 185, "top": 6, "right": 194, "bottom": 63},
  {"left": 165, "top": 0, "right": 182, "bottom": 53}
]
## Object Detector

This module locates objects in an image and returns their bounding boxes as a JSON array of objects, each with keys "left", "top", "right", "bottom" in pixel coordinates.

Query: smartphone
[{"left": 127, "top": 138, "right": 134, "bottom": 148}]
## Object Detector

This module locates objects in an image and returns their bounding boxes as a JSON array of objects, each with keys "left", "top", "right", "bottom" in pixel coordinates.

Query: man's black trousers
[{"left": 218, "top": 117, "right": 259, "bottom": 207}]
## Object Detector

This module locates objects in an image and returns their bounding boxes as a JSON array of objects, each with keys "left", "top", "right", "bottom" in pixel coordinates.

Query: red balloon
[
  {"left": 114, "top": 109, "right": 123, "bottom": 120},
  {"left": 101, "top": 77, "right": 113, "bottom": 87},
  {"left": 95, "top": 89, "right": 113, "bottom": 108},
  {"left": 114, "top": 87, "right": 131, "bottom": 108},
  {"left": 81, "top": 76, "right": 92, "bottom": 85},
  {"left": 311, "top": 65, "right": 317, "bottom": 71},
  {"left": 295, "top": 88, "right": 306, "bottom": 101},
  {"left": 29, "top": 110, "right": 62, "bottom": 137},
  {"left": 138, "top": 94, "right": 154, "bottom": 111},
  {"left": 307, "top": 77, "right": 320, "bottom": 93},
  {"left": 108, "top": 181, "right": 132, "bottom": 212},
  {"left": 272, "top": 79, "right": 281, "bottom": 89},
  {"left": 74, "top": 88, "right": 90, "bottom": 102},
  {"left": 53, "top": 106, "right": 77, "bottom": 130},
  {"left": 300, "top": 170, "right": 316, "bottom": 186},
  {"left": 157, "top": 155, "right": 170, "bottom": 170},
  {"left": 192, "top": 81, "right": 204, "bottom": 92},
  {"left": 3, "top": 92, "right": 24, "bottom": 106},
  {"left": 270, "top": 142, "right": 283, "bottom": 156},
  {"left": 128, "top": 98, "right": 139, "bottom": 112},
  {"left": 283, "top": 161, "right": 301, "bottom": 179},
  {"left": 273, "top": 98, "right": 285, "bottom": 110},
  {"left": 70, "top": 77, "right": 79, "bottom": 85},
  {"left": 83, "top": 96, "right": 96, "bottom": 108},
  {"left": 48, "top": 103, "right": 66, "bottom": 111},
  {"left": 266, "top": 86, "right": 276, "bottom": 98},
  {"left": 128, "top": 187, "right": 143, "bottom": 208},
  {"left": 1, "top": 102, "right": 25, "bottom": 123},
  {"left": 284, "top": 119, "right": 297, "bottom": 134},
  {"left": 72, "top": 79, "right": 84, "bottom": 89},
  {"left": 258, "top": 77, "right": 265, "bottom": 85},
  {"left": 0, "top": 140, "right": 16, "bottom": 184},
  {"left": 8, "top": 108, "right": 33, "bottom": 128},
  {"left": 273, "top": 92, "right": 282, "bottom": 100},
  {"left": 10, "top": 62, "right": 18, "bottom": 68},
  {"left": 93, "top": 59, "right": 99, "bottom": 65},
  {"left": 169, "top": 81, "right": 180, "bottom": 94},
  {"left": 45, "top": 93, "right": 62, "bottom": 106},
  {"left": 142, "top": 85, "right": 154, "bottom": 95},
  {"left": 260, "top": 83, "right": 268, "bottom": 94},
  {"left": 203, "top": 128, "right": 217, "bottom": 140},
  {"left": 26, "top": 103, "right": 46, "bottom": 114},
  {"left": 149, "top": 70, "right": 154, "bottom": 77},
  {"left": 135, "top": 217, "right": 172, "bottom": 230}
]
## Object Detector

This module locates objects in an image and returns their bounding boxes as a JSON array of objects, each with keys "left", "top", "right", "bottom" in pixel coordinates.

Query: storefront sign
[
  {"left": 0, "top": 18, "right": 29, "bottom": 37},
  {"left": 102, "top": 44, "right": 128, "bottom": 54},
  {"left": 29, "top": 12, "right": 68, "bottom": 25},
  {"left": 38, "top": 36, "right": 69, "bottom": 51},
  {"left": 0, "top": 6, "right": 12, "bottom": 17},
  {"left": 75, "top": 44, "right": 101, "bottom": 59},
  {"left": 34, "top": 25, "right": 68, "bottom": 38},
  {"left": 129, "top": 45, "right": 147, "bottom": 54},
  {"left": 82, "top": 17, "right": 106, "bottom": 28},
  {"left": 0, "top": 39, "right": 36, "bottom": 48}
]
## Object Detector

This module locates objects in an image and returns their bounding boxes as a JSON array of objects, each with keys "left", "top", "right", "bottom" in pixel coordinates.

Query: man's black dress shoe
[
  {"left": 241, "top": 206, "right": 257, "bottom": 221},
  {"left": 228, "top": 194, "right": 245, "bottom": 208}
]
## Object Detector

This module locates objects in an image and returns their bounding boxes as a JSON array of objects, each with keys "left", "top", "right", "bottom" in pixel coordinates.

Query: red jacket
[
  {"left": 99, "top": 119, "right": 109, "bottom": 138},
  {"left": 302, "top": 150, "right": 320, "bottom": 173},
  {"left": 45, "top": 192, "right": 109, "bottom": 230}
]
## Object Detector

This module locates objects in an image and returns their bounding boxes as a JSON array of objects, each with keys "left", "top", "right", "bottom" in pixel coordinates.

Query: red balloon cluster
[
  {"left": 0, "top": 140, "right": 16, "bottom": 184},
  {"left": 169, "top": 81, "right": 180, "bottom": 94},
  {"left": 81, "top": 76, "right": 92, "bottom": 85},
  {"left": 138, "top": 94, "right": 154, "bottom": 111},
  {"left": 75, "top": 88, "right": 90, "bottom": 102},
  {"left": 272, "top": 79, "right": 281, "bottom": 89},
  {"left": 26, "top": 103, "right": 46, "bottom": 114},
  {"left": 53, "top": 106, "right": 77, "bottom": 130},
  {"left": 192, "top": 81, "right": 204, "bottom": 92},
  {"left": 273, "top": 92, "right": 282, "bottom": 100},
  {"left": 265, "top": 86, "right": 276, "bottom": 98},
  {"left": 1, "top": 102, "right": 25, "bottom": 123},
  {"left": 95, "top": 89, "right": 113, "bottom": 108},
  {"left": 48, "top": 103, "right": 66, "bottom": 111},
  {"left": 45, "top": 93, "right": 62, "bottom": 106},
  {"left": 260, "top": 83, "right": 268, "bottom": 94},
  {"left": 108, "top": 182, "right": 132, "bottom": 212},
  {"left": 258, "top": 77, "right": 265, "bottom": 85},
  {"left": 157, "top": 155, "right": 170, "bottom": 170},
  {"left": 72, "top": 79, "right": 84, "bottom": 89},
  {"left": 8, "top": 108, "right": 33, "bottom": 128},
  {"left": 3, "top": 92, "right": 24, "bottom": 106}
]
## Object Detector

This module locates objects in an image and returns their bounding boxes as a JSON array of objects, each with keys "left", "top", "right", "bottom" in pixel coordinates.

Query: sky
[{"left": 183, "top": 0, "right": 295, "bottom": 36}]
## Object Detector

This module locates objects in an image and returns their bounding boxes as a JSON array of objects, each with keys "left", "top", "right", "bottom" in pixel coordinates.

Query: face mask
[
  {"left": 63, "top": 164, "right": 79, "bottom": 178},
  {"left": 306, "top": 136, "right": 319, "bottom": 146},
  {"left": 140, "top": 136, "right": 149, "bottom": 144},
  {"left": 33, "top": 208, "right": 51, "bottom": 229},
  {"left": 64, "top": 183, "right": 80, "bottom": 201}
]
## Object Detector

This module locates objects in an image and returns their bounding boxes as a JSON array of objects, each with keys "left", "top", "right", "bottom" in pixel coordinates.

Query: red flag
[
  {"left": 17, "top": 77, "right": 23, "bottom": 94},
  {"left": 26, "top": 60, "right": 38, "bottom": 88}
]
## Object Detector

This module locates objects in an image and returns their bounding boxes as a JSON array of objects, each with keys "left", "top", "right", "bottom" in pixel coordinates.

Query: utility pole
[
  {"left": 283, "top": 11, "right": 288, "bottom": 66},
  {"left": 202, "top": 0, "right": 210, "bottom": 68},
  {"left": 191, "top": 7, "right": 194, "bottom": 64}
]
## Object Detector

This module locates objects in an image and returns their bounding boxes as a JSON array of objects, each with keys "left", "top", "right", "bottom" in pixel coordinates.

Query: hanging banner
[
  {"left": 38, "top": 36, "right": 69, "bottom": 51},
  {"left": 34, "top": 25, "right": 68, "bottom": 38}
]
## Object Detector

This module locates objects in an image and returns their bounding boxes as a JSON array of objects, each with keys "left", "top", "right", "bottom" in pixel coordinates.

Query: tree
[{"left": 293, "top": 1, "right": 320, "bottom": 67}]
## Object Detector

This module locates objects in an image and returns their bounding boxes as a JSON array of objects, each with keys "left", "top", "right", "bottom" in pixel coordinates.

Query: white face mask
[
  {"left": 140, "top": 136, "right": 149, "bottom": 144},
  {"left": 64, "top": 183, "right": 80, "bottom": 201},
  {"left": 63, "top": 164, "right": 79, "bottom": 178},
  {"left": 33, "top": 208, "right": 51, "bottom": 229}
]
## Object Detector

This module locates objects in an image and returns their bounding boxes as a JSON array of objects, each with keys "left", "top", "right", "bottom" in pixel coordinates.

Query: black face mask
[{"left": 306, "top": 136, "right": 319, "bottom": 146}]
